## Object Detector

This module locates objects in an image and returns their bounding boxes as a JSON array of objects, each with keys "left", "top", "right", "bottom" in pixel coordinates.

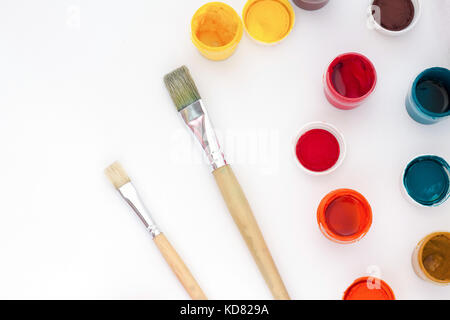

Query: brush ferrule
[
  {"left": 118, "top": 182, "right": 161, "bottom": 238},
  {"left": 179, "top": 100, "right": 226, "bottom": 170}
]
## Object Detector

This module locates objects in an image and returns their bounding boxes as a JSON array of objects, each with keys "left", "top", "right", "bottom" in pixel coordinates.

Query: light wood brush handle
[
  {"left": 213, "top": 165, "right": 290, "bottom": 300},
  {"left": 153, "top": 233, "right": 207, "bottom": 300}
]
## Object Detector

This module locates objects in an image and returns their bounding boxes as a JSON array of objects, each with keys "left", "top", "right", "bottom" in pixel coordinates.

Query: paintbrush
[
  {"left": 104, "top": 161, "right": 207, "bottom": 300},
  {"left": 164, "top": 66, "right": 290, "bottom": 300}
]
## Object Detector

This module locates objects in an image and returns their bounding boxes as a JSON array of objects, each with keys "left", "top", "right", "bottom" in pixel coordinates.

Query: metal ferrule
[
  {"left": 118, "top": 182, "right": 161, "bottom": 238},
  {"left": 179, "top": 99, "right": 227, "bottom": 170}
]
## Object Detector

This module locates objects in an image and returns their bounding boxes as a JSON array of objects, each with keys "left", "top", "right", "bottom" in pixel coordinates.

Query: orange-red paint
[
  {"left": 317, "top": 189, "right": 372, "bottom": 243},
  {"left": 343, "top": 277, "right": 395, "bottom": 300}
]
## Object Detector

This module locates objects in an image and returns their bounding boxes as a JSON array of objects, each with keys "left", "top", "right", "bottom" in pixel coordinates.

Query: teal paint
[
  {"left": 416, "top": 79, "right": 449, "bottom": 114},
  {"left": 406, "top": 67, "right": 450, "bottom": 125},
  {"left": 403, "top": 155, "right": 450, "bottom": 206}
]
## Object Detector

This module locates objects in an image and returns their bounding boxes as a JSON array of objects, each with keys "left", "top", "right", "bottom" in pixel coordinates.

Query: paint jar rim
[
  {"left": 295, "top": 0, "right": 329, "bottom": 3},
  {"left": 414, "top": 231, "right": 450, "bottom": 285},
  {"left": 368, "top": 0, "right": 422, "bottom": 36},
  {"left": 343, "top": 277, "right": 396, "bottom": 300},
  {"left": 325, "top": 52, "right": 377, "bottom": 104},
  {"left": 401, "top": 155, "right": 450, "bottom": 208},
  {"left": 191, "top": 2, "right": 244, "bottom": 53},
  {"left": 292, "top": 0, "right": 329, "bottom": 11},
  {"left": 317, "top": 188, "right": 372, "bottom": 244},
  {"left": 242, "top": 0, "right": 295, "bottom": 45},
  {"left": 411, "top": 67, "right": 450, "bottom": 118},
  {"left": 292, "top": 121, "right": 346, "bottom": 175}
]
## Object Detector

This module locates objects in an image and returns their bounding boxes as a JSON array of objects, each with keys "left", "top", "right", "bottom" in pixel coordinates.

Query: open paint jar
[
  {"left": 402, "top": 155, "right": 450, "bottom": 207},
  {"left": 324, "top": 53, "right": 377, "bottom": 110},
  {"left": 293, "top": 122, "right": 345, "bottom": 175},
  {"left": 317, "top": 189, "right": 372, "bottom": 244},
  {"left": 406, "top": 67, "right": 450, "bottom": 125},
  {"left": 343, "top": 277, "right": 395, "bottom": 300},
  {"left": 191, "top": 2, "right": 243, "bottom": 61},
  {"left": 242, "top": 0, "right": 295, "bottom": 45},
  {"left": 293, "top": 0, "right": 329, "bottom": 11},
  {"left": 369, "top": 0, "right": 421, "bottom": 36},
  {"left": 412, "top": 232, "right": 450, "bottom": 285}
]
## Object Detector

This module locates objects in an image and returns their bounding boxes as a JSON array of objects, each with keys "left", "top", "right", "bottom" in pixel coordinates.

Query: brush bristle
[
  {"left": 104, "top": 161, "right": 131, "bottom": 189},
  {"left": 164, "top": 66, "right": 201, "bottom": 111}
]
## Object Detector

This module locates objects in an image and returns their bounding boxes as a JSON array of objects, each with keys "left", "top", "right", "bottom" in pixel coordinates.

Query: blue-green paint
[
  {"left": 406, "top": 67, "right": 450, "bottom": 125},
  {"left": 403, "top": 155, "right": 450, "bottom": 206}
]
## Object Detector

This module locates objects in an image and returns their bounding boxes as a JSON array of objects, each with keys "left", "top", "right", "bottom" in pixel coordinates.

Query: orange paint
[
  {"left": 317, "top": 189, "right": 372, "bottom": 244},
  {"left": 343, "top": 277, "right": 395, "bottom": 300}
]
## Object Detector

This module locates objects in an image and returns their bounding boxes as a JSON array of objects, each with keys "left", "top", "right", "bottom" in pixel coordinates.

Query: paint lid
[
  {"left": 242, "top": 0, "right": 295, "bottom": 45},
  {"left": 343, "top": 277, "right": 395, "bottom": 300}
]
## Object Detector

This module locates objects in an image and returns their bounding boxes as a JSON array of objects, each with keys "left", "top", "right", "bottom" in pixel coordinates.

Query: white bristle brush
[{"left": 105, "top": 161, "right": 207, "bottom": 300}]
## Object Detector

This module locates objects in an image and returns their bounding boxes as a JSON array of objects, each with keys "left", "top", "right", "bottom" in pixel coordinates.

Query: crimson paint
[
  {"left": 331, "top": 56, "right": 375, "bottom": 98},
  {"left": 295, "top": 129, "right": 340, "bottom": 172},
  {"left": 324, "top": 53, "right": 377, "bottom": 110}
]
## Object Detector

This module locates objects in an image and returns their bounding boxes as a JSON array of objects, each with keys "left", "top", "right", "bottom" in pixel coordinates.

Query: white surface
[{"left": 0, "top": 0, "right": 449, "bottom": 300}]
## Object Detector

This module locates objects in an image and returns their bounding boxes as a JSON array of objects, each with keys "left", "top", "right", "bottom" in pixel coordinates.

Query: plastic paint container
[
  {"left": 406, "top": 67, "right": 450, "bottom": 125},
  {"left": 368, "top": 0, "right": 421, "bottom": 36},
  {"left": 293, "top": 0, "right": 329, "bottom": 11},
  {"left": 293, "top": 122, "right": 345, "bottom": 175},
  {"left": 402, "top": 155, "right": 450, "bottom": 207},
  {"left": 317, "top": 189, "right": 372, "bottom": 244},
  {"left": 324, "top": 53, "right": 377, "bottom": 110},
  {"left": 242, "top": 0, "right": 295, "bottom": 45},
  {"left": 412, "top": 232, "right": 450, "bottom": 285},
  {"left": 191, "top": 2, "right": 243, "bottom": 61},
  {"left": 343, "top": 277, "right": 395, "bottom": 300}
]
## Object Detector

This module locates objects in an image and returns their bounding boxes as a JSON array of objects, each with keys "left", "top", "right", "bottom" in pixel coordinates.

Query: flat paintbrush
[
  {"left": 164, "top": 66, "right": 290, "bottom": 300},
  {"left": 105, "top": 161, "right": 207, "bottom": 300}
]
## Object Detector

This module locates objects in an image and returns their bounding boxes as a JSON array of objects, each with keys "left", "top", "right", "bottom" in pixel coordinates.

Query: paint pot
[
  {"left": 369, "top": 0, "right": 421, "bottom": 36},
  {"left": 343, "top": 277, "right": 395, "bottom": 300},
  {"left": 324, "top": 53, "right": 377, "bottom": 110},
  {"left": 242, "top": 0, "right": 295, "bottom": 45},
  {"left": 293, "top": 122, "right": 345, "bottom": 175},
  {"left": 402, "top": 155, "right": 450, "bottom": 207},
  {"left": 317, "top": 189, "right": 372, "bottom": 244},
  {"left": 191, "top": 2, "right": 243, "bottom": 61},
  {"left": 406, "top": 67, "right": 450, "bottom": 125},
  {"left": 412, "top": 232, "right": 450, "bottom": 285},
  {"left": 292, "top": 0, "right": 329, "bottom": 10}
]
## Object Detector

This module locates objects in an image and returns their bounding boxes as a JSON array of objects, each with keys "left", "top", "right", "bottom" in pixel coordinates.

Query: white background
[{"left": 0, "top": 0, "right": 449, "bottom": 300}]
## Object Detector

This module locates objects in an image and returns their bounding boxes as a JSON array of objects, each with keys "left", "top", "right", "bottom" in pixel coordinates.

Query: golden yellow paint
[
  {"left": 243, "top": 0, "right": 295, "bottom": 44},
  {"left": 191, "top": 2, "right": 243, "bottom": 61}
]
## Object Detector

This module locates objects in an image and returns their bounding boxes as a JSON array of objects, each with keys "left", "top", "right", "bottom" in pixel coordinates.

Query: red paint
[
  {"left": 324, "top": 53, "right": 377, "bottom": 110},
  {"left": 317, "top": 189, "right": 372, "bottom": 243},
  {"left": 343, "top": 277, "right": 395, "bottom": 300},
  {"left": 325, "top": 195, "right": 361, "bottom": 236},
  {"left": 331, "top": 56, "right": 375, "bottom": 98},
  {"left": 295, "top": 129, "right": 340, "bottom": 172}
]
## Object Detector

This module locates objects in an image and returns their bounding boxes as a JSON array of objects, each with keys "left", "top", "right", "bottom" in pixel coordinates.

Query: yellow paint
[
  {"left": 191, "top": 2, "right": 243, "bottom": 61},
  {"left": 243, "top": 0, "right": 295, "bottom": 44}
]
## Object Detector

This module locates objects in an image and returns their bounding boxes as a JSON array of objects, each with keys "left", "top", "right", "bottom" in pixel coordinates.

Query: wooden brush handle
[
  {"left": 153, "top": 233, "right": 207, "bottom": 300},
  {"left": 213, "top": 165, "right": 290, "bottom": 300}
]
